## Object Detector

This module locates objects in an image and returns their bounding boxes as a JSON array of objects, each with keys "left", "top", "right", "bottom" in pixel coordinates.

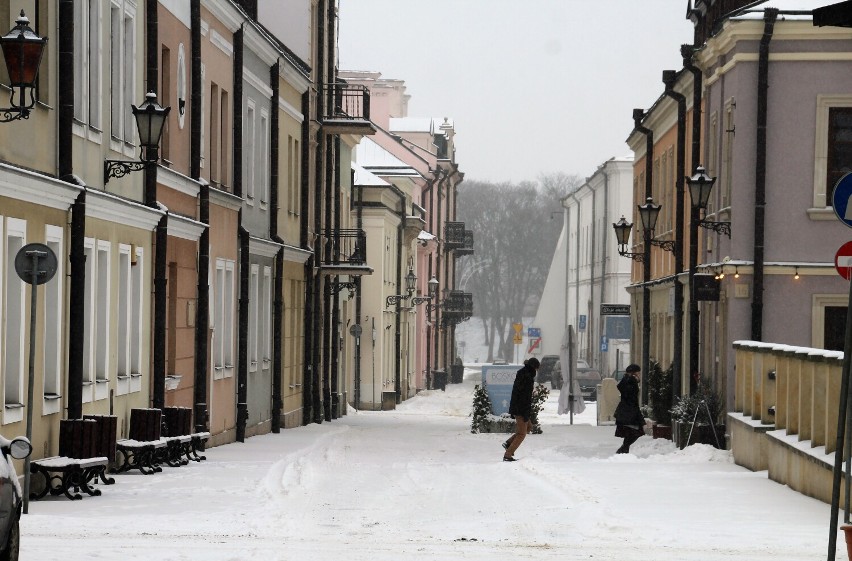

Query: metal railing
[
  {"left": 322, "top": 83, "right": 370, "bottom": 122},
  {"left": 444, "top": 221, "right": 466, "bottom": 250},
  {"left": 321, "top": 229, "right": 367, "bottom": 266}
]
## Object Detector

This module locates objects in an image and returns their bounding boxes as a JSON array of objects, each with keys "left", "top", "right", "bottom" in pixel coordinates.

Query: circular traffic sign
[
  {"left": 835, "top": 241, "right": 852, "bottom": 280},
  {"left": 349, "top": 324, "right": 363, "bottom": 337},
  {"left": 14, "top": 243, "right": 58, "bottom": 285},
  {"left": 832, "top": 173, "right": 852, "bottom": 228}
]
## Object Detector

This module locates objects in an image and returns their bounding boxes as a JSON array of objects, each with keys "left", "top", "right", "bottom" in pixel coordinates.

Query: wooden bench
[
  {"left": 115, "top": 408, "right": 165, "bottom": 475},
  {"left": 30, "top": 419, "right": 112, "bottom": 500},
  {"left": 163, "top": 406, "right": 209, "bottom": 462}
]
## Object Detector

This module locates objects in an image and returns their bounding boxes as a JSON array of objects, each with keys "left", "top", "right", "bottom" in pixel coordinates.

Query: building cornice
[
  {"left": 209, "top": 186, "right": 243, "bottom": 211},
  {"left": 0, "top": 163, "right": 82, "bottom": 210},
  {"left": 87, "top": 190, "right": 164, "bottom": 230},
  {"left": 168, "top": 214, "right": 206, "bottom": 241},
  {"left": 249, "top": 235, "right": 283, "bottom": 258},
  {"left": 201, "top": 0, "right": 243, "bottom": 33},
  {"left": 158, "top": 166, "right": 201, "bottom": 198}
]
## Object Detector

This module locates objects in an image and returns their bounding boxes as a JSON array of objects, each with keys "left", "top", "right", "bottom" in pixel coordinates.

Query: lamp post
[
  {"left": 104, "top": 92, "right": 171, "bottom": 183},
  {"left": 0, "top": 10, "right": 47, "bottom": 123},
  {"left": 613, "top": 196, "right": 675, "bottom": 403},
  {"left": 685, "top": 165, "right": 731, "bottom": 392}
]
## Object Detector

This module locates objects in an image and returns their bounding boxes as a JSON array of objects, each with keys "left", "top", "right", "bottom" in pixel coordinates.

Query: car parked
[
  {"left": 536, "top": 355, "right": 559, "bottom": 385},
  {"left": 575, "top": 369, "right": 603, "bottom": 401},
  {"left": 0, "top": 435, "right": 31, "bottom": 561}
]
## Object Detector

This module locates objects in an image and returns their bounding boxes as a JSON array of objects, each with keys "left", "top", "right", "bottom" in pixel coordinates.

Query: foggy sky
[{"left": 338, "top": 1, "right": 695, "bottom": 183}]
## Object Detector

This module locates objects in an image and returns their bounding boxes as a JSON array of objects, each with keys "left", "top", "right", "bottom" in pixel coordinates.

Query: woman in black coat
[
  {"left": 502, "top": 357, "right": 539, "bottom": 462},
  {"left": 614, "top": 363, "right": 645, "bottom": 454}
]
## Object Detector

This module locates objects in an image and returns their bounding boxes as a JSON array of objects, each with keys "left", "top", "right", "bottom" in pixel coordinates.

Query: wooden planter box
[
  {"left": 673, "top": 421, "right": 725, "bottom": 450},
  {"left": 652, "top": 424, "right": 672, "bottom": 440}
]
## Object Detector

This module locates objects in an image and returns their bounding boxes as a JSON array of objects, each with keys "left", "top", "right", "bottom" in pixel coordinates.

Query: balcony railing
[
  {"left": 441, "top": 290, "right": 473, "bottom": 325},
  {"left": 321, "top": 83, "right": 375, "bottom": 136},
  {"left": 444, "top": 221, "right": 466, "bottom": 250},
  {"left": 318, "top": 229, "right": 372, "bottom": 276},
  {"left": 454, "top": 230, "right": 474, "bottom": 257}
]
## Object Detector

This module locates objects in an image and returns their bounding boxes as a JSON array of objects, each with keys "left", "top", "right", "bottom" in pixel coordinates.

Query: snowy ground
[{"left": 21, "top": 366, "right": 845, "bottom": 560}]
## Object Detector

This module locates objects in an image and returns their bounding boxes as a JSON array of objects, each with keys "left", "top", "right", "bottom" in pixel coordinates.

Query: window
[
  {"left": 249, "top": 264, "right": 259, "bottom": 371},
  {"left": 129, "top": 246, "right": 143, "bottom": 393},
  {"left": 813, "top": 96, "right": 852, "bottom": 210},
  {"left": 245, "top": 101, "right": 256, "bottom": 201},
  {"left": 3, "top": 218, "right": 25, "bottom": 424},
  {"left": 43, "top": 226, "right": 64, "bottom": 415},
  {"left": 812, "top": 294, "right": 850, "bottom": 350},
  {"left": 828, "top": 107, "right": 852, "bottom": 205},
  {"left": 108, "top": 1, "right": 135, "bottom": 145},
  {"left": 82, "top": 239, "right": 95, "bottom": 403},
  {"left": 213, "top": 258, "right": 235, "bottom": 379},
  {"left": 76, "top": 0, "right": 103, "bottom": 126},
  {"left": 210, "top": 82, "right": 219, "bottom": 183},
  {"left": 95, "top": 241, "right": 111, "bottom": 401},
  {"left": 260, "top": 110, "right": 269, "bottom": 205},
  {"left": 117, "top": 245, "right": 131, "bottom": 381},
  {"left": 220, "top": 90, "right": 230, "bottom": 189},
  {"left": 262, "top": 266, "right": 272, "bottom": 365}
]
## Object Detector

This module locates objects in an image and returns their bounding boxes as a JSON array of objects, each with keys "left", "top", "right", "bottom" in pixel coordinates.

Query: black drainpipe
[
  {"left": 662, "top": 70, "right": 688, "bottom": 397},
  {"left": 752, "top": 9, "right": 777, "bottom": 342},
  {"left": 237, "top": 217, "right": 249, "bottom": 441},
  {"left": 441, "top": 168, "right": 458, "bottom": 371},
  {"left": 433, "top": 169, "right": 447, "bottom": 377},
  {"left": 330, "top": 135, "right": 342, "bottom": 418},
  {"left": 589, "top": 182, "right": 597, "bottom": 367},
  {"left": 59, "top": 0, "right": 83, "bottom": 419},
  {"left": 190, "top": 0, "right": 209, "bottom": 434},
  {"left": 632, "top": 109, "right": 658, "bottom": 405},
  {"left": 269, "top": 61, "right": 284, "bottom": 433},
  {"left": 233, "top": 27, "right": 243, "bottom": 198},
  {"left": 391, "top": 186, "right": 407, "bottom": 404},
  {"left": 322, "top": 133, "right": 333, "bottom": 421},
  {"left": 354, "top": 177, "right": 363, "bottom": 408},
  {"left": 300, "top": 90, "right": 313, "bottom": 426},
  {"left": 599, "top": 168, "right": 609, "bottom": 370}
]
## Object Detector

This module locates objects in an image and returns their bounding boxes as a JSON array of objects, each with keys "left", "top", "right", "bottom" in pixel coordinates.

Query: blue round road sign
[{"left": 831, "top": 173, "right": 852, "bottom": 228}]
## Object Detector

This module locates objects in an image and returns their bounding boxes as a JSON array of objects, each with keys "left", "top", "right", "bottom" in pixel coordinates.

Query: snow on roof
[
  {"left": 417, "top": 231, "right": 436, "bottom": 241},
  {"left": 389, "top": 117, "right": 454, "bottom": 135},
  {"left": 355, "top": 138, "right": 422, "bottom": 179},
  {"left": 351, "top": 162, "right": 390, "bottom": 187}
]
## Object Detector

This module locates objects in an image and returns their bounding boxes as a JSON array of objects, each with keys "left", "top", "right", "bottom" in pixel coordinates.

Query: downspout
[
  {"left": 569, "top": 192, "right": 580, "bottom": 354},
  {"left": 147, "top": 0, "right": 166, "bottom": 410},
  {"left": 300, "top": 90, "right": 313, "bottom": 425},
  {"left": 59, "top": 0, "right": 83, "bottom": 419},
  {"left": 310, "top": 0, "right": 326, "bottom": 424},
  {"left": 321, "top": 132, "right": 333, "bottom": 421},
  {"left": 440, "top": 168, "right": 458, "bottom": 373},
  {"left": 330, "top": 135, "right": 342, "bottom": 418},
  {"left": 433, "top": 169, "right": 447, "bottom": 378},
  {"left": 663, "top": 72, "right": 689, "bottom": 397},
  {"left": 190, "top": 0, "right": 209, "bottom": 434},
  {"left": 233, "top": 27, "right": 244, "bottom": 198},
  {"left": 589, "top": 183, "right": 596, "bottom": 367},
  {"left": 237, "top": 217, "right": 249, "bottom": 441},
  {"left": 752, "top": 9, "right": 778, "bottom": 341},
  {"left": 600, "top": 168, "right": 609, "bottom": 370},
  {"left": 393, "top": 188, "right": 405, "bottom": 404},
  {"left": 632, "top": 109, "right": 659, "bottom": 405},
  {"left": 269, "top": 61, "right": 284, "bottom": 433},
  {"left": 354, "top": 175, "right": 363, "bottom": 408}
]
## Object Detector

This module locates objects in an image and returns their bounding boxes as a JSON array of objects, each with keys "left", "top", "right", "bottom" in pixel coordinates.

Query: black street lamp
[
  {"left": 613, "top": 197, "right": 676, "bottom": 261},
  {"left": 0, "top": 11, "right": 47, "bottom": 123},
  {"left": 412, "top": 275, "right": 438, "bottom": 307},
  {"left": 386, "top": 265, "right": 417, "bottom": 307},
  {"left": 684, "top": 165, "right": 731, "bottom": 393},
  {"left": 104, "top": 92, "right": 171, "bottom": 183}
]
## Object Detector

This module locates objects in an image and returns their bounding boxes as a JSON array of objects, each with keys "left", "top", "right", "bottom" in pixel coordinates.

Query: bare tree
[{"left": 456, "top": 173, "right": 582, "bottom": 361}]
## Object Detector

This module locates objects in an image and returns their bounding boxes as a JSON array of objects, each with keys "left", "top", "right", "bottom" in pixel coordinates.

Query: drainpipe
[
  {"left": 58, "top": 0, "right": 82, "bottom": 418},
  {"left": 393, "top": 187, "right": 406, "bottom": 405},
  {"left": 153, "top": 213, "right": 168, "bottom": 410},
  {"left": 237, "top": 217, "right": 249, "bottom": 441},
  {"left": 322, "top": 133, "right": 333, "bottom": 421},
  {"left": 300, "top": 91, "right": 312, "bottom": 425},
  {"left": 752, "top": 9, "right": 778, "bottom": 342},
  {"left": 354, "top": 177, "right": 363, "bottom": 408},
  {"left": 632, "top": 109, "right": 658, "bottom": 405},
  {"left": 440, "top": 168, "right": 458, "bottom": 373},
  {"left": 190, "top": 0, "right": 209, "bottom": 434},
  {"left": 663, "top": 71, "right": 689, "bottom": 397},
  {"left": 589, "top": 183, "right": 597, "bottom": 367},
  {"left": 330, "top": 135, "right": 342, "bottom": 419},
  {"left": 600, "top": 168, "right": 609, "bottom": 372},
  {"left": 569, "top": 192, "right": 580, "bottom": 355},
  {"left": 269, "top": 61, "right": 284, "bottom": 433},
  {"left": 433, "top": 169, "right": 447, "bottom": 378},
  {"left": 233, "top": 27, "right": 243, "bottom": 198}
]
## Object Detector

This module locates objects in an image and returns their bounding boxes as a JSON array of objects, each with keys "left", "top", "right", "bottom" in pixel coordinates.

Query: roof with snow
[
  {"left": 351, "top": 162, "right": 390, "bottom": 187},
  {"left": 355, "top": 138, "right": 422, "bottom": 179},
  {"left": 389, "top": 117, "right": 454, "bottom": 135}
]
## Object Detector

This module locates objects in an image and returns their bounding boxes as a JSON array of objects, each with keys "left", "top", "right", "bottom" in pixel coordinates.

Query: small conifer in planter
[
  {"left": 646, "top": 361, "right": 673, "bottom": 439},
  {"left": 670, "top": 374, "right": 725, "bottom": 449}
]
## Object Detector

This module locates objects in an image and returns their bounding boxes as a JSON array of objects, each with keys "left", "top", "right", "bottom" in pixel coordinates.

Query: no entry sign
[{"left": 835, "top": 241, "right": 852, "bottom": 280}]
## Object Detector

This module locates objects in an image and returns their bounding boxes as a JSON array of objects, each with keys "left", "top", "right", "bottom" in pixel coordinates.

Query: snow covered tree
[{"left": 470, "top": 384, "right": 494, "bottom": 433}]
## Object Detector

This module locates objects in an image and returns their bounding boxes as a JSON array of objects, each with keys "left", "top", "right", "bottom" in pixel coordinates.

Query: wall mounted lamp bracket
[
  {"left": 699, "top": 220, "right": 731, "bottom": 238},
  {"left": 385, "top": 294, "right": 409, "bottom": 308},
  {"left": 649, "top": 239, "right": 676, "bottom": 252},
  {"left": 104, "top": 159, "right": 148, "bottom": 185}
]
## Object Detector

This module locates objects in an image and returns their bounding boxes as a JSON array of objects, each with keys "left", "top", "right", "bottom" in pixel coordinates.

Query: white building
[{"left": 532, "top": 157, "right": 634, "bottom": 376}]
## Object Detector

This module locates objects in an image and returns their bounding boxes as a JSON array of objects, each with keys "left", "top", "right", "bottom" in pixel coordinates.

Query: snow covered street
[{"left": 21, "top": 367, "right": 844, "bottom": 560}]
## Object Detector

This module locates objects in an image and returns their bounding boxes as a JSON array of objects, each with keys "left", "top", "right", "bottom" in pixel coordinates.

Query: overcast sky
[{"left": 338, "top": 1, "right": 695, "bottom": 183}]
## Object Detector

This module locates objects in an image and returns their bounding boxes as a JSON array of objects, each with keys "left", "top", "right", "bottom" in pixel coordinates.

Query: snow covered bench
[
  {"left": 163, "top": 406, "right": 209, "bottom": 462},
  {"left": 30, "top": 418, "right": 114, "bottom": 500}
]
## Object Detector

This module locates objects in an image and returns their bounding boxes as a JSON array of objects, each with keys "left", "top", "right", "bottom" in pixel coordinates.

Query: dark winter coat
[
  {"left": 508, "top": 364, "right": 536, "bottom": 420},
  {"left": 614, "top": 374, "right": 644, "bottom": 427}
]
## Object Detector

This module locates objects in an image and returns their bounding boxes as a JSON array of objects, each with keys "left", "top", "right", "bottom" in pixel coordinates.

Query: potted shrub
[
  {"left": 670, "top": 374, "right": 725, "bottom": 449},
  {"left": 646, "top": 361, "right": 673, "bottom": 440}
]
